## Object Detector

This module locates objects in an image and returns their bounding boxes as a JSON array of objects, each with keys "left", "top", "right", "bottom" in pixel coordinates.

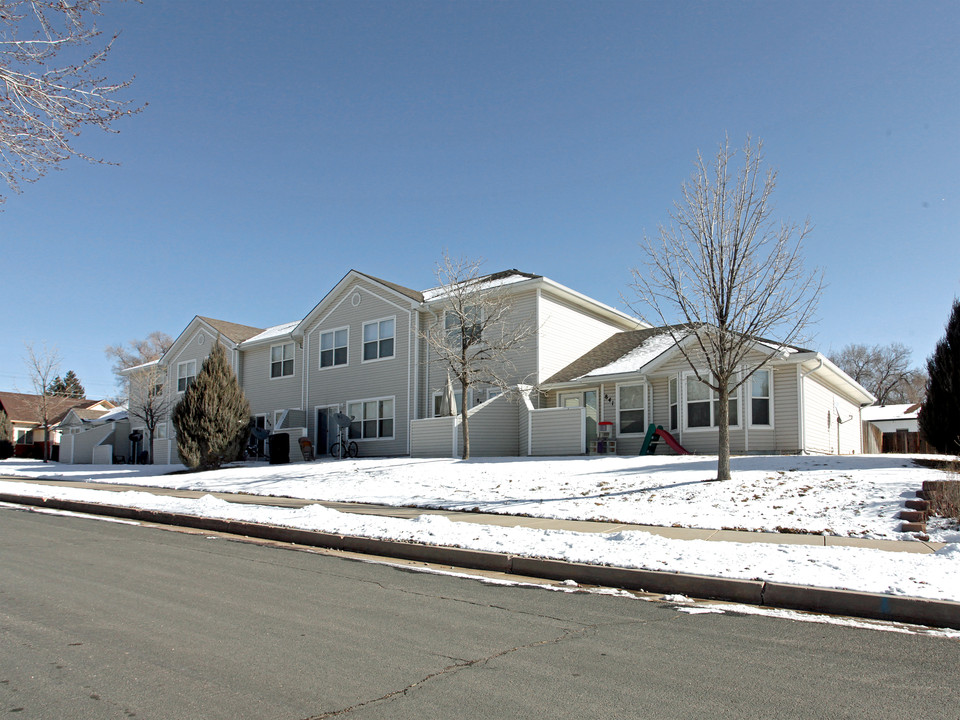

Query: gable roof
[
  {"left": 0, "top": 391, "right": 104, "bottom": 426},
  {"left": 196, "top": 316, "right": 265, "bottom": 344},
  {"left": 421, "top": 269, "right": 541, "bottom": 302},
  {"left": 354, "top": 271, "right": 424, "bottom": 303},
  {"left": 293, "top": 269, "right": 425, "bottom": 337},
  {"left": 544, "top": 327, "right": 688, "bottom": 384}
]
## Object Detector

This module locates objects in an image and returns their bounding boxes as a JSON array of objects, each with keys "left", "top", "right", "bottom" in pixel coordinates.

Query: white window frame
[
  {"left": 748, "top": 368, "right": 774, "bottom": 427},
  {"left": 346, "top": 396, "right": 395, "bottom": 441},
  {"left": 319, "top": 326, "right": 349, "bottom": 369},
  {"left": 270, "top": 342, "right": 295, "bottom": 379},
  {"left": 682, "top": 370, "right": 742, "bottom": 432},
  {"left": 155, "top": 422, "right": 167, "bottom": 440},
  {"left": 668, "top": 376, "right": 679, "bottom": 431},
  {"left": 362, "top": 316, "right": 396, "bottom": 363},
  {"left": 177, "top": 360, "right": 197, "bottom": 393},
  {"left": 615, "top": 382, "right": 647, "bottom": 437},
  {"left": 15, "top": 428, "right": 34, "bottom": 445},
  {"left": 444, "top": 307, "right": 483, "bottom": 346}
]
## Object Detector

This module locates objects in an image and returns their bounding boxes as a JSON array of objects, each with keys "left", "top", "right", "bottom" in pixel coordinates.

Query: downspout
[{"left": 798, "top": 357, "right": 823, "bottom": 453}]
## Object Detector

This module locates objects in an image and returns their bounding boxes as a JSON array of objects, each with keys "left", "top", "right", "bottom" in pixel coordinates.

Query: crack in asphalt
[{"left": 300, "top": 623, "right": 601, "bottom": 719}]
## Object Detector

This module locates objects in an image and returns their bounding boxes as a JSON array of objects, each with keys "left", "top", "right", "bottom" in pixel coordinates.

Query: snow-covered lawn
[
  {"left": 4, "top": 453, "right": 957, "bottom": 540},
  {"left": 3, "top": 454, "right": 959, "bottom": 601}
]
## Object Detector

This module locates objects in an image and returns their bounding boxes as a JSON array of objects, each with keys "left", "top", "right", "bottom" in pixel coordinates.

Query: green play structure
[{"left": 639, "top": 423, "right": 690, "bottom": 456}]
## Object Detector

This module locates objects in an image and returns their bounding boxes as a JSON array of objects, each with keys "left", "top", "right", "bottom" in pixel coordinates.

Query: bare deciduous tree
[
  {"left": 830, "top": 342, "right": 926, "bottom": 405},
  {"left": 628, "top": 137, "right": 822, "bottom": 481},
  {"left": 422, "top": 255, "right": 535, "bottom": 460},
  {"left": 23, "top": 341, "right": 63, "bottom": 463},
  {"left": 0, "top": 0, "right": 142, "bottom": 201},
  {"left": 105, "top": 331, "right": 173, "bottom": 396},
  {"left": 125, "top": 361, "right": 174, "bottom": 464}
]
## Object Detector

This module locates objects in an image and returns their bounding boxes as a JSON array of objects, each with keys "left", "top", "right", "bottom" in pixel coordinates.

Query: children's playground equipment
[{"left": 639, "top": 423, "right": 690, "bottom": 456}]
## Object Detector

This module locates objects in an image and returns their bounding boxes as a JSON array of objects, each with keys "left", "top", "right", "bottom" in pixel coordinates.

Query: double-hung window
[
  {"left": 750, "top": 369, "right": 772, "bottom": 426},
  {"left": 15, "top": 428, "right": 33, "bottom": 445},
  {"left": 685, "top": 373, "right": 739, "bottom": 428},
  {"left": 177, "top": 360, "right": 196, "bottom": 393},
  {"left": 444, "top": 307, "right": 482, "bottom": 347},
  {"left": 363, "top": 318, "right": 395, "bottom": 361},
  {"left": 320, "top": 328, "right": 348, "bottom": 368},
  {"left": 270, "top": 342, "right": 295, "bottom": 378},
  {"left": 669, "top": 377, "right": 679, "bottom": 431},
  {"left": 617, "top": 383, "right": 646, "bottom": 435},
  {"left": 347, "top": 397, "right": 394, "bottom": 440}
]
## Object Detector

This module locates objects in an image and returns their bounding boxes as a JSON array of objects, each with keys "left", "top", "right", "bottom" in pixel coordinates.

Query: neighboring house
[
  {"left": 64, "top": 268, "right": 874, "bottom": 464},
  {"left": 861, "top": 403, "right": 929, "bottom": 454},
  {"left": 58, "top": 406, "right": 133, "bottom": 464},
  {"left": 0, "top": 391, "right": 115, "bottom": 460}
]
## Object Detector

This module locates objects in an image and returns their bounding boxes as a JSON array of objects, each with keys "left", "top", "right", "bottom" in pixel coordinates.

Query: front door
[{"left": 558, "top": 390, "right": 599, "bottom": 445}]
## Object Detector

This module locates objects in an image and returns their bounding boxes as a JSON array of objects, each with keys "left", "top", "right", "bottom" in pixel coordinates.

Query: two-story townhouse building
[{"left": 88, "top": 267, "right": 872, "bottom": 466}]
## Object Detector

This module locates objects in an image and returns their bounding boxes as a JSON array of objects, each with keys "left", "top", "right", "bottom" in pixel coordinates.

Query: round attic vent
[
  {"left": 198, "top": 333, "right": 205, "bottom": 345},
  {"left": 352, "top": 292, "right": 362, "bottom": 307}
]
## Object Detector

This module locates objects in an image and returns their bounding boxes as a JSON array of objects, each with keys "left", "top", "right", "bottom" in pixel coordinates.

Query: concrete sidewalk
[{"left": 1, "top": 475, "right": 946, "bottom": 554}]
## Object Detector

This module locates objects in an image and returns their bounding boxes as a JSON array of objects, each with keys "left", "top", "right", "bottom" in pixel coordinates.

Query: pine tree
[
  {"left": 919, "top": 299, "right": 960, "bottom": 455},
  {"left": 0, "top": 409, "right": 12, "bottom": 460},
  {"left": 62, "top": 370, "right": 86, "bottom": 398},
  {"left": 171, "top": 340, "right": 250, "bottom": 470},
  {"left": 0, "top": 408, "right": 11, "bottom": 442},
  {"left": 47, "top": 370, "right": 86, "bottom": 398}
]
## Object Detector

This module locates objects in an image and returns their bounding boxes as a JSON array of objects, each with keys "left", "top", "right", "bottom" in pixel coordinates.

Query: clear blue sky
[{"left": 2, "top": 0, "right": 957, "bottom": 399}]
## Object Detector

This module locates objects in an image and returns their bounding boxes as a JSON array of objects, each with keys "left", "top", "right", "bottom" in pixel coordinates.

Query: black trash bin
[{"left": 268, "top": 433, "right": 290, "bottom": 464}]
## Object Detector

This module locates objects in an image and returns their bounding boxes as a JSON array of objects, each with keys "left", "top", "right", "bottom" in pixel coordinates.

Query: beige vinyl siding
[
  {"left": 529, "top": 407, "right": 584, "bottom": 455},
  {"left": 153, "top": 437, "right": 175, "bottom": 464},
  {"left": 454, "top": 395, "right": 519, "bottom": 457},
  {"left": 304, "top": 277, "right": 414, "bottom": 456},
  {"left": 802, "top": 373, "right": 863, "bottom": 454},
  {"left": 537, "top": 290, "right": 631, "bottom": 382},
  {"left": 63, "top": 423, "right": 114, "bottom": 464},
  {"left": 423, "top": 288, "right": 540, "bottom": 397},
  {"left": 802, "top": 375, "right": 834, "bottom": 454},
  {"left": 774, "top": 366, "right": 800, "bottom": 452},
  {"left": 410, "top": 416, "right": 456, "bottom": 457},
  {"left": 519, "top": 400, "right": 530, "bottom": 456},
  {"left": 241, "top": 341, "right": 303, "bottom": 422}
]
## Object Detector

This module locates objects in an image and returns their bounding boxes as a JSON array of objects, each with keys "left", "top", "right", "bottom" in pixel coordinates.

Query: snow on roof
[
  {"left": 861, "top": 404, "right": 921, "bottom": 422},
  {"left": 421, "top": 270, "right": 540, "bottom": 302},
  {"left": 583, "top": 332, "right": 680, "bottom": 378},
  {"left": 81, "top": 406, "right": 128, "bottom": 423},
  {"left": 243, "top": 321, "right": 299, "bottom": 345}
]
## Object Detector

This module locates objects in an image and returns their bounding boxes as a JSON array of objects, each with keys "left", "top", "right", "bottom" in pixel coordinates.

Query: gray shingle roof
[
  {"left": 196, "top": 316, "right": 265, "bottom": 344},
  {"left": 544, "top": 327, "right": 687, "bottom": 384}
]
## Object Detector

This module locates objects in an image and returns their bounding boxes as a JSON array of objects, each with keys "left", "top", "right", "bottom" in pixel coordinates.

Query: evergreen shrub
[{"left": 171, "top": 340, "right": 250, "bottom": 469}]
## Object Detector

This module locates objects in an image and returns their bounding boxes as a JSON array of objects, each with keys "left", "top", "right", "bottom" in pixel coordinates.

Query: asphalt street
[{"left": 1, "top": 505, "right": 958, "bottom": 719}]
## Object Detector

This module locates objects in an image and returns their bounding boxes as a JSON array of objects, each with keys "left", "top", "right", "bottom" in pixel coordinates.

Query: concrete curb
[{"left": 4, "top": 492, "right": 959, "bottom": 631}]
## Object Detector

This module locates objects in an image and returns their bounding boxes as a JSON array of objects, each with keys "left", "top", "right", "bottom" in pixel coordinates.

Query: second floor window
[
  {"left": 271, "top": 343, "right": 295, "bottom": 378},
  {"left": 363, "top": 318, "right": 395, "bottom": 361},
  {"left": 177, "top": 360, "right": 196, "bottom": 393},
  {"left": 320, "top": 328, "right": 348, "bottom": 368}
]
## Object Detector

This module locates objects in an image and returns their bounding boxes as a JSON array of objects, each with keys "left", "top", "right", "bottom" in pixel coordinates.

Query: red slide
[{"left": 654, "top": 428, "right": 691, "bottom": 455}]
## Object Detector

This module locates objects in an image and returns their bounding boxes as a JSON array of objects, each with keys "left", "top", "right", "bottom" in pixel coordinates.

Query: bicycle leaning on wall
[{"left": 329, "top": 412, "right": 358, "bottom": 459}]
